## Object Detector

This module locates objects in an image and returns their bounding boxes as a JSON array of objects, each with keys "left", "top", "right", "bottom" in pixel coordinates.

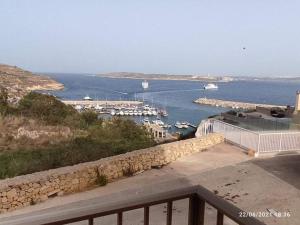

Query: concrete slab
[{"left": 1, "top": 143, "right": 300, "bottom": 225}]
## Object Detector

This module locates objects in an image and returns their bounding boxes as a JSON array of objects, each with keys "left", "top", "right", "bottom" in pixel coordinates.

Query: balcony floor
[{"left": 1, "top": 143, "right": 300, "bottom": 225}]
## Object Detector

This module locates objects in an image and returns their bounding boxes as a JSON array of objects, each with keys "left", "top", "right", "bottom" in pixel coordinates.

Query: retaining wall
[{"left": 0, "top": 134, "right": 223, "bottom": 213}]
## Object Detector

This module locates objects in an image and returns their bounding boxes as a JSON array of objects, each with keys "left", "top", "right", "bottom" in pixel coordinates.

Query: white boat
[
  {"left": 175, "top": 121, "right": 189, "bottom": 129},
  {"left": 143, "top": 118, "right": 150, "bottom": 125},
  {"left": 152, "top": 119, "right": 164, "bottom": 126},
  {"left": 124, "top": 111, "right": 129, "bottom": 116},
  {"left": 152, "top": 110, "right": 158, "bottom": 116},
  {"left": 128, "top": 110, "right": 133, "bottom": 116},
  {"left": 142, "top": 80, "right": 149, "bottom": 89},
  {"left": 133, "top": 111, "right": 138, "bottom": 116},
  {"left": 203, "top": 83, "right": 218, "bottom": 90},
  {"left": 175, "top": 122, "right": 184, "bottom": 129},
  {"left": 83, "top": 95, "right": 93, "bottom": 101},
  {"left": 110, "top": 110, "right": 116, "bottom": 116},
  {"left": 95, "top": 104, "right": 103, "bottom": 110},
  {"left": 75, "top": 105, "right": 83, "bottom": 110},
  {"left": 119, "top": 111, "right": 124, "bottom": 116}
]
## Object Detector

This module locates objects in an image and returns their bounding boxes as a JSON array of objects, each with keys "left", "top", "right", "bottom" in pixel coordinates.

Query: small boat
[
  {"left": 203, "top": 83, "right": 218, "bottom": 90},
  {"left": 142, "top": 80, "right": 149, "bottom": 89},
  {"left": 175, "top": 121, "right": 189, "bottom": 129},
  {"left": 152, "top": 110, "right": 158, "bottom": 116},
  {"left": 75, "top": 105, "right": 83, "bottom": 110},
  {"left": 175, "top": 122, "right": 183, "bottom": 129},
  {"left": 95, "top": 104, "right": 103, "bottom": 110},
  {"left": 143, "top": 118, "right": 150, "bottom": 125},
  {"left": 119, "top": 111, "right": 124, "bottom": 116},
  {"left": 83, "top": 95, "right": 93, "bottom": 101},
  {"left": 110, "top": 110, "right": 116, "bottom": 116},
  {"left": 133, "top": 111, "right": 138, "bottom": 116},
  {"left": 124, "top": 111, "right": 129, "bottom": 116},
  {"left": 128, "top": 110, "right": 133, "bottom": 116},
  {"left": 152, "top": 119, "right": 164, "bottom": 126}
]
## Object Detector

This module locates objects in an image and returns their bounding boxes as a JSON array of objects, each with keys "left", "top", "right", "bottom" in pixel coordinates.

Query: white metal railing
[{"left": 197, "top": 119, "right": 300, "bottom": 156}]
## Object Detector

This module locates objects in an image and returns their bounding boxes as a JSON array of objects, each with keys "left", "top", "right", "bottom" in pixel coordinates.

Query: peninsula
[
  {"left": 0, "top": 64, "right": 64, "bottom": 103},
  {"left": 98, "top": 72, "right": 233, "bottom": 82}
]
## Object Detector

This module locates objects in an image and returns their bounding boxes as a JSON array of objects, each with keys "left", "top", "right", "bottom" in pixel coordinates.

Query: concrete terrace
[{"left": 1, "top": 143, "right": 299, "bottom": 225}]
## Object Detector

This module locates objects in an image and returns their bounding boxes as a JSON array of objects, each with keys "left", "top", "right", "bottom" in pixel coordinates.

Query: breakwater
[
  {"left": 62, "top": 100, "right": 143, "bottom": 107},
  {"left": 194, "top": 98, "right": 285, "bottom": 110}
]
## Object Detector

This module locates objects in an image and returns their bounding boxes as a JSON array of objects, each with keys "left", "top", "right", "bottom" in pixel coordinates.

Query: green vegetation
[
  {"left": 96, "top": 171, "right": 108, "bottom": 186},
  {"left": 0, "top": 90, "right": 155, "bottom": 179}
]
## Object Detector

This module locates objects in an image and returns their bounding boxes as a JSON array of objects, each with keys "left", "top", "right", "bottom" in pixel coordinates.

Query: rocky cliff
[{"left": 0, "top": 64, "right": 63, "bottom": 103}]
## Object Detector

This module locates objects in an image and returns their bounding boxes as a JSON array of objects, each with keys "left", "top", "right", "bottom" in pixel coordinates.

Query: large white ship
[
  {"left": 203, "top": 83, "right": 218, "bottom": 90},
  {"left": 142, "top": 80, "right": 149, "bottom": 89}
]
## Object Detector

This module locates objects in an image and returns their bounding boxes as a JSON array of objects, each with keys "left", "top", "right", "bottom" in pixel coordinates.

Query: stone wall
[{"left": 0, "top": 134, "right": 223, "bottom": 213}]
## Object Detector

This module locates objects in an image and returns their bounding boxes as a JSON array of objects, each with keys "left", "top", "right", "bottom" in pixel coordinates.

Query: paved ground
[{"left": 1, "top": 143, "right": 300, "bottom": 225}]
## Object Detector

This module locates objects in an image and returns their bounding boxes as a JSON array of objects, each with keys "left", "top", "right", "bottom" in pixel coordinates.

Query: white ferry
[
  {"left": 83, "top": 95, "right": 93, "bottom": 101},
  {"left": 142, "top": 80, "right": 149, "bottom": 89},
  {"left": 203, "top": 83, "right": 218, "bottom": 90}
]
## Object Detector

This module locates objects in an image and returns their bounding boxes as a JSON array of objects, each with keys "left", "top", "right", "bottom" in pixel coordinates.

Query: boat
[
  {"left": 119, "top": 111, "right": 124, "bottom": 116},
  {"left": 74, "top": 105, "right": 83, "bottom": 111},
  {"left": 110, "top": 110, "right": 116, "bottom": 116},
  {"left": 142, "top": 80, "right": 149, "bottom": 89},
  {"left": 152, "top": 110, "right": 158, "bottom": 116},
  {"left": 138, "top": 111, "right": 143, "bottom": 116},
  {"left": 83, "top": 95, "right": 93, "bottom": 101},
  {"left": 143, "top": 117, "right": 150, "bottom": 125},
  {"left": 175, "top": 122, "right": 183, "bottom": 129},
  {"left": 181, "top": 122, "right": 189, "bottom": 129},
  {"left": 152, "top": 119, "right": 164, "bottom": 126},
  {"left": 95, "top": 104, "right": 103, "bottom": 110},
  {"left": 160, "top": 109, "right": 168, "bottom": 117},
  {"left": 203, "top": 83, "right": 218, "bottom": 90},
  {"left": 175, "top": 121, "right": 189, "bottom": 129}
]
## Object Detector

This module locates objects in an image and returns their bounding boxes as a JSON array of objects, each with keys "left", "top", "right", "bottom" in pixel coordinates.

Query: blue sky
[{"left": 0, "top": 0, "right": 299, "bottom": 76}]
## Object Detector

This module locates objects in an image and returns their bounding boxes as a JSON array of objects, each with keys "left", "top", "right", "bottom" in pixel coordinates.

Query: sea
[{"left": 45, "top": 73, "right": 300, "bottom": 132}]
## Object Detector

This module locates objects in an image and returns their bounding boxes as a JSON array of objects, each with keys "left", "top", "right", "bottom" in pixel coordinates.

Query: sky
[{"left": 0, "top": 0, "right": 300, "bottom": 76}]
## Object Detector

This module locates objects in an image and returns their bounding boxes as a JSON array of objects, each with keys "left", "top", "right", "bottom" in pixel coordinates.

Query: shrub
[
  {"left": 95, "top": 171, "right": 108, "bottom": 186},
  {"left": 18, "top": 92, "right": 77, "bottom": 125}
]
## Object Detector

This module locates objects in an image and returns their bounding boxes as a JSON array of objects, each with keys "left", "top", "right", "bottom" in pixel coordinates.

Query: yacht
[
  {"left": 175, "top": 122, "right": 184, "bottom": 129},
  {"left": 95, "top": 104, "right": 103, "bottom": 111},
  {"left": 152, "top": 119, "right": 164, "bottom": 126},
  {"left": 110, "top": 110, "right": 116, "bottom": 116},
  {"left": 203, "top": 83, "right": 218, "bottom": 90},
  {"left": 74, "top": 105, "right": 83, "bottom": 111},
  {"left": 175, "top": 121, "right": 189, "bottom": 129},
  {"left": 83, "top": 95, "right": 93, "bottom": 101},
  {"left": 143, "top": 117, "right": 150, "bottom": 125},
  {"left": 142, "top": 80, "right": 149, "bottom": 89}
]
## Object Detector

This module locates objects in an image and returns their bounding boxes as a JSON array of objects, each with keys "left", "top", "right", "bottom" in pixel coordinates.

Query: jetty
[
  {"left": 62, "top": 100, "right": 143, "bottom": 107},
  {"left": 194, "top": 98, "right": 285, "bottom": 110}
]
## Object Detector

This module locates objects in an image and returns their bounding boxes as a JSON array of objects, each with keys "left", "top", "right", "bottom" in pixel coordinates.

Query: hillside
[{"left": 0, "top": 64, "right": 63, "bottom": 103}]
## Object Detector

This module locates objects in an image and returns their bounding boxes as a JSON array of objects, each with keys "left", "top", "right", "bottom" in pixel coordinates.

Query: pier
[
  {"left": 194, "top": 98, "right": 285, "bottom": 110},
  {"left": 62, "top": 100, "right": 143, "bottom": 107}
]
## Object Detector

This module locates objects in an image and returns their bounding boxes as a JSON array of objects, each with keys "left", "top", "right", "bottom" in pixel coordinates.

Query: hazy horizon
[{"left": 1, "top": 0, "right": 300, "bottom": 77}]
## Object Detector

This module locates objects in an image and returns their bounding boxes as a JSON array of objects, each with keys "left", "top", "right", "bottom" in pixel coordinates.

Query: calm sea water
[{"left": 45, "top": 73, "right": 300, "bottom": 129}]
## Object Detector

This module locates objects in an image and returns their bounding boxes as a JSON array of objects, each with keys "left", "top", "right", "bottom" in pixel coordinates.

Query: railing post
[
  {"left": 279, "top": 133, "right": 283, "bottom": 151},
  {"left": 189, "top": 195, "right": 205, "bottom": 225},
  {"left": 144, "top": 206, "right": 149, "bottom": 225},
  {"left": 216, "top": 210, "right": 224, "bottom": 225},
  {"left": 117, "top": 212, "right": 123, "bottom": 225},
  {"left": 167, "top": 201, "right": 173, "bottom": 225},
  {"left": 88, "top": 218, "right": 94, "bottom": 225}
]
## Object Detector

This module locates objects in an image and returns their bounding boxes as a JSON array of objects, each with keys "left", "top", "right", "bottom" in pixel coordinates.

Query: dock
[
  {"left": 194, "top": 98, "right": 285, "bottom": 110},
  {"left": 62, "top": 100, "right": 143, "bottom": 107}
]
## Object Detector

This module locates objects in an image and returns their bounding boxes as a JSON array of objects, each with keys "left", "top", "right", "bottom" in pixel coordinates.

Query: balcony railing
[{"left": 36, "top": 185, "right": 266, "bottom": 225}]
